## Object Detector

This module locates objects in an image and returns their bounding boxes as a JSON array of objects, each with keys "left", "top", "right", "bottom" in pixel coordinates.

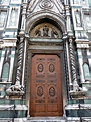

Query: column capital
[{"left": 19, "top": 31, "right": 25, "bottom": 38}]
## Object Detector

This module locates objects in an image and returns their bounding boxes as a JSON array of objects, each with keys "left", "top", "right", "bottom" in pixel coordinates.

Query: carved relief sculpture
[
  {"left": 40, "top": 0, "right": 54, "bottom": 9},
  {"left": 35, "top": 29, "right": 41, "bottom": 37},
  {"left": 0, "top": 11, "right": 7, "bottom": 27},
  {"left": 51, "top": 29, "right": 59, "bottom": 38},
  {"left": 9, "top": 8, "right": 18, "bottom": 26},
  {"left": 75, "top": 10, "right": 82, "bottom": 27},
  {"left": 30, "top": 23, "right": 61, "bottom": 38},
  {"left": 43, "top": 26, "right": 49, "bottom": 37}
]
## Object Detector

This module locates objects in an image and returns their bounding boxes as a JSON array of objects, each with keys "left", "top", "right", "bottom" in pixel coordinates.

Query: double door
[{"left": 30, "top": 54, "right": 63, "bottom": 116}]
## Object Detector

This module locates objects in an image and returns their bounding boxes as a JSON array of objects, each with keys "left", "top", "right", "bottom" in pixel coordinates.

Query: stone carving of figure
[
  {"left": 0, "top": 12, "right": 6, "bottom": 27},
  {"left": 43, "top": 26, "right": 49, "bottom": 37},
  {"left": 75, "top": 10, "right": 82, "bottom": 27},
  {"left": 35, "top": 29, "right": 41, "bottom": 37},
  {"left": 51, "top": 29, "right": 59, "bottom": 38}
]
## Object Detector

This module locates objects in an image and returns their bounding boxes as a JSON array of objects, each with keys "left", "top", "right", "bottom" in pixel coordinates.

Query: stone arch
[{"left": 26, "top": 11, "right": 65, "bottom": 34}]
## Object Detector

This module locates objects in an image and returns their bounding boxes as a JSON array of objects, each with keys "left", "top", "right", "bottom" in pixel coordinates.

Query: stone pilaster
[
  {"left": 6, "top": 1, "right": 28, "bottom": 98},
  {"left": 64, "top": 1, "right": 87, "bottom": 99},
  {"left": 6, "top": 34, "right": 25, "bottom": 98}
]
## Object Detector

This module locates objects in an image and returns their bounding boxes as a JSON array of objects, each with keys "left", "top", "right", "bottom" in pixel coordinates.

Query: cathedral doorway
[{"left": 30, "top": 54, "right": 63, "bottom": 116}]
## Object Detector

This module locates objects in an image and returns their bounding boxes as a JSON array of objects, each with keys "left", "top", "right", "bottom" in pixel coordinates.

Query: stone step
[
  {"left": 27, "top": 117, "right": 66, "bottom": 122},
  {"left": 0, "top": 118, "right": 27, "bottom": 122}
]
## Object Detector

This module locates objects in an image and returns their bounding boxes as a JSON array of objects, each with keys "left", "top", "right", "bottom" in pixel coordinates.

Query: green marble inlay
[
  {"left": 1, "top": 54, "right": 5, "bottom": 57},
  {"left": 67, "top": 99, "right": 78, "bottom": 104},
  {"left": 88, "top": 0, "right": 91, "bottom": 6},
  {"left": 9, "top": 54, "right": 15, "bottom": 58},
  {"left": 84, "top": 99, "right": 91, "bottom": 104},
  {"left": 88, "top": 55, "right": 91, "bottom": 58},
  {"left": 78, "top": 55, "right": 83, "bottom": 58}
]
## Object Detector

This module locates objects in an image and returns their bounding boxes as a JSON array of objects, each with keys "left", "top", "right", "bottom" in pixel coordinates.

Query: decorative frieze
[{"left": 77, "top": 44, "right": 89, "bottom": 48}]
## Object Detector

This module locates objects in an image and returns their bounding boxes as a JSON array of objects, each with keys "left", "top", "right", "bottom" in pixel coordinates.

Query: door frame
[{"left": 26, "top": 48, "right": 67, "bottom": 117}]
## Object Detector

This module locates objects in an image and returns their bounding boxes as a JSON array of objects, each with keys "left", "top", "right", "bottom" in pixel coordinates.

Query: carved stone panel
[{"left": 30, "top": 23, "right": 62, "bottom": 38}]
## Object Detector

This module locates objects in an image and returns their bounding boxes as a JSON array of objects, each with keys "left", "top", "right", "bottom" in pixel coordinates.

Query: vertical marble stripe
[
  {"left": 87, "top": 50, "right": 91, "bottom": 74},
  {"left": 77, "top": 49, "right": 85, "bottom": 83},
  {"left": 8, "top": 49, "right": 15, "bottom": 82},
  {"left": 0, "top": 50, "right": 5, "bottom": 78}
]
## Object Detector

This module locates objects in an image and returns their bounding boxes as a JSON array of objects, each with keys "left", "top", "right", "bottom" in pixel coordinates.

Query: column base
[{"left": 6, "top": 82, "right": 24, "bottom": 99}]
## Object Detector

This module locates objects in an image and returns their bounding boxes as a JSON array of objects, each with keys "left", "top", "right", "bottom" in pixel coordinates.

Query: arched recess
[
  {"left": 25, "top": 11, "right": 66, "bottom": 117},
  {"left": 26, "top": 11, "right": 65, "bottom": 34}
]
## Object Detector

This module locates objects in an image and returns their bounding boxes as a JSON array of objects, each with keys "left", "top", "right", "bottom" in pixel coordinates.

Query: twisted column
[
  {"left": 69, "top": 38, "right": 79, "bottom": 91},
  {"left": 16, "top": 37, "right": 24, "bottom": 84}
]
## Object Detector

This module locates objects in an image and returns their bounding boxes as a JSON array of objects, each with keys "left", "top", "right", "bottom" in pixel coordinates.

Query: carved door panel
[{"left": 30, "top": 54, "right": 63, "bottom": 116}]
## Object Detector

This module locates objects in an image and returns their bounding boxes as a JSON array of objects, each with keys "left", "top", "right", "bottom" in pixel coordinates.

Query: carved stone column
[
  {"left": 64, "top": 2, "right": 79, "bottom": 89},
  {"left": 69, "top": 37, "right": 87, "bottom": 98},
  {"left": 69, "top": 37, "right": 78, "bottom": 91},
  {"left": 16, "top": 34, "right": 24, "bottom": 85}
]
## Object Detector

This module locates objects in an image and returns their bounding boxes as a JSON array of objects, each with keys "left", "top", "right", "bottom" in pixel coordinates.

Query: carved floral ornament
[
  {"left": 39, "top": 0, "right": 54, "bottom": 9},
  {"left": 30, "top": 23, "right": 62, "bottom": 38}
]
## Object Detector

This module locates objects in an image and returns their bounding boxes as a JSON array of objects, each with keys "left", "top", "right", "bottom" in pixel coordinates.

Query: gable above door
[
  {"left": 26, "top": 0, "right": 65, "bottom": 35},
  {"left": 28, "top": 0, "right": 64, "bottom": 15}
]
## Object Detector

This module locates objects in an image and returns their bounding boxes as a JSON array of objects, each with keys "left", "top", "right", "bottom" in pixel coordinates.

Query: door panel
[{"left": 30, "top": 54, "right": 63, "bottom": 116}]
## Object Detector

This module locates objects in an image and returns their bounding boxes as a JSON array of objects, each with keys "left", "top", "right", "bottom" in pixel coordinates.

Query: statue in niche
[
  {"left": 0, "top": 12, "right": 6, "bottom": 27},
  {"left": 10, "top": 8, "right": 17, "bottom": 26},
  {"left": 35, "top": 29, "right": 41, "bottom": 37},
  {"left": 51, "top": 29, "right": 59, "bottom": 38},
  {"left": 43, "top": 26, "right": 49, "bottom": 37},
  {"left": 75, "top": 10, "right": 82, "bottom": 27}
]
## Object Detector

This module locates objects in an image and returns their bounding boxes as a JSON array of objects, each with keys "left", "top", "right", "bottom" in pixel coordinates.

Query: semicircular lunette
[{"left": 30, "top": 23, "right": 62, "bottom": 38}]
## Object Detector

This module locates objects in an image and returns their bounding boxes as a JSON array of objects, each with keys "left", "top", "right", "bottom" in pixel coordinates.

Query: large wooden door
[{"left": 30, "top": 54, "right": 63, "bottom": 116}]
